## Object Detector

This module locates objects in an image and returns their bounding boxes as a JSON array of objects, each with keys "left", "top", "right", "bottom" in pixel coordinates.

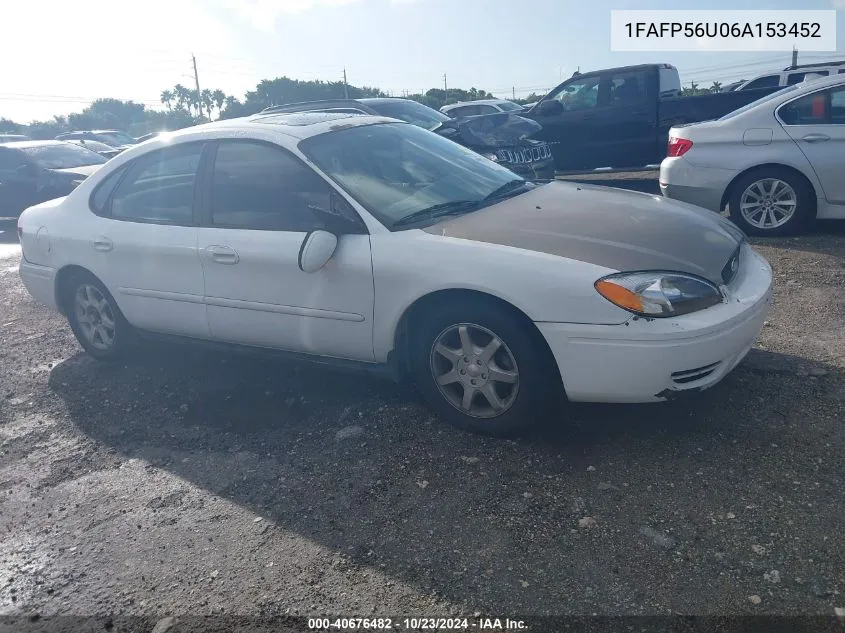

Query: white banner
[{"left": 611, "top": 10, "right": 837, "bottom": 52}]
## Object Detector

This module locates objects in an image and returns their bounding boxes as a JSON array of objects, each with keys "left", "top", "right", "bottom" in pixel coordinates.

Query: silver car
[{"left": 660, "top": 75, "right": 845, "bottom": 236}]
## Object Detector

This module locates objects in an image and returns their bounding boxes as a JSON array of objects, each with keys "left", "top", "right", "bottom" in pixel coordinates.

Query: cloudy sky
[{"left": 2, "top": 0, "right": 843, "bottom": 123}]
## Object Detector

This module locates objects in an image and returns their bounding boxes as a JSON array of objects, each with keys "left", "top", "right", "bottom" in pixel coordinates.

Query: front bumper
[
  {"left": 503, "top": 157, "right": 555, "bottom": 181},
  {"left": 537, "top": 244, "right": 773, "bottom": 403}
]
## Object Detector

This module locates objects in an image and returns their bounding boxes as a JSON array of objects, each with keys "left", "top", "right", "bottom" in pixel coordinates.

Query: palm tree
[
  {"left": 201, "top": 89, "right": 214, "bottom": 119},
  {"left": 709, "top": 81, "right": 722, "bottom": 93},
  {"left": 160, "top": 89, "right": 174, "bottom": 110},
  {"left": 212, "top": 89, "right": 226, "bottom": 118},
  {"left": 173, "top": 84, "right": 189, "bottom": 111}
]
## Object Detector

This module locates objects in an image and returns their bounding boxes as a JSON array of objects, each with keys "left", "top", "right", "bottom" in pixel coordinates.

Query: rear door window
[
  {"left": 778, "top": 91, "right": 829, "bottom": 125},
  {"left": 110, "top": 143, "right": 204, "bottom": 224},
  {"left": 608, "top": 71, "right": 647, "bottom": 106}
]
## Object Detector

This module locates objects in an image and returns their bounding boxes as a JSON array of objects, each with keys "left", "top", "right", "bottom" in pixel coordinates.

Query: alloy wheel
[
  {"left": 739, "top": 178, "right": 797, "bottom": 230},
  {"left": 74, "top": 284, "right": 117, "bottom": 351},
  {"left": 429, "top": 323, "right": 520, "bottom": 419}
]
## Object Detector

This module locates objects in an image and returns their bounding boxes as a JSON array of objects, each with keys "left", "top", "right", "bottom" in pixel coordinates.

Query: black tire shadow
[{"left": 47, "top": 344, "right": 844, "bottom": 613}]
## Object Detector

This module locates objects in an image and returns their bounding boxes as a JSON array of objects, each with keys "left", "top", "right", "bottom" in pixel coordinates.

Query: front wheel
[
  {"left": 412, "top": 300, "right": 560, "bottom": 436},
  {"left": 728, "top": 168, "right": 815, "bottom": 236}
]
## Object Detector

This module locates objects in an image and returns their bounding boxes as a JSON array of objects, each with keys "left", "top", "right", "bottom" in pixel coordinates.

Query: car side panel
[{"left": 369, "top": 230, "right": 627, "bottom": 363}]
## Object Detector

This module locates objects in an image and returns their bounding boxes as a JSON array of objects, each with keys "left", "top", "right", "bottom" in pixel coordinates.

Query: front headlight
[
  {"left": 482, "top": 153, "right": 499, "bottom": 162},
  {"left": 595, "top": 271, "right": 723, "bottom": 318}
]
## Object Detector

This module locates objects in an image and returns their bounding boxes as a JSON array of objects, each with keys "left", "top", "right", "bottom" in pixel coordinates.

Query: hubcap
[
  {"left": 74, "top": 284, "right": 116, "bottom": 350},
  {"left": 739, "top": 178, "right": 797, "bottom": 230},
  {"left": 430, "top": 323, "right": 519, "bottom": 419}
]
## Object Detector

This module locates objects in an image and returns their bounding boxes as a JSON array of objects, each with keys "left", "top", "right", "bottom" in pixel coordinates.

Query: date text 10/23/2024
[{"left": 307, "top": 617, "right": 528, "bottom": 630}]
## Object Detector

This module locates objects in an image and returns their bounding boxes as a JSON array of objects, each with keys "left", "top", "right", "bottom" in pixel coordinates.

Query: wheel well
[
  {"left": 720, "top": 163, "right": 818, "bottom": 214},
  {"left": 390, "top": 289, "right": 561, "bottom": 385},
  {"left": 54, "top": 265, "right": 97, "bottom": 316}
]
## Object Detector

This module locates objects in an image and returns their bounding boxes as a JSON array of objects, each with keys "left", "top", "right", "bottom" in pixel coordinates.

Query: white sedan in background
[
  {"left": 18, "top": 112, "right": 772, "bottom": 436},
  {"left": 660, "top": 75, "right": 845, "bottom": 236}
]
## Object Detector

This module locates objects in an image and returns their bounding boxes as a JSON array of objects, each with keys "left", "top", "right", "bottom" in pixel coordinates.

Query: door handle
[
  {"left": 801, "top": 133, "right": 830, "bottom": 143},
  {"left": 205, "top": 245, "right": 239, "bottom": 265},
  {"left": 91, "top": 236, "right": 113, "bottom": 252}
]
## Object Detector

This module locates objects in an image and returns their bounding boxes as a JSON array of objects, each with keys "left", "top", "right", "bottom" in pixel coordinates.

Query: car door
[
  {"left": 594, "top": 69, "right": 656, "bottom": 168},
  {"left": 778, "top": 85, "right": 845, "bottom": 204},
  {"left": 0, "top": 148, "right": 39, "bottom": 217},
  {"left": 197, "top": 139, "right": 375, "bottom": 361},
  {"left": 528, "top": 73, "right": 602, "bottom": 170},
  {"left": 86, "top": 142, "right": 209, "bottom": 336}
]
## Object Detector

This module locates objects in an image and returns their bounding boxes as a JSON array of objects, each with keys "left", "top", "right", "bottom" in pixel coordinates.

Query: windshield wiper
[
  {"left": 484, "top": 179, "right": 532, "bottom": 201},
  {"left": 392, "top": 199, "right": 483, "bottom": 228}
]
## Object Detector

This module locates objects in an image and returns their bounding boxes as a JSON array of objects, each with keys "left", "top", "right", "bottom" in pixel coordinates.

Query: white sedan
[
  {"left": 18, "top": 112, "right": 773, "bottom": 435},
  {"left": 660, "top": 75, "right": 845, "bottom": 236}
]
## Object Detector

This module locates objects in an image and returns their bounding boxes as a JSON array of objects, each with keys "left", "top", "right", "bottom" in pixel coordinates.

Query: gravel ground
[{"left": 0, "top": 188, "right": 844, "bottom": 629}]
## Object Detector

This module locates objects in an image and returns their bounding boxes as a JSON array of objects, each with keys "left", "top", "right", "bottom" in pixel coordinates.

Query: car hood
[
  {"left": 48, "top": 164, "right": 104, "bottom": 178},
  {"left": 423, "top": 181, "right": 745, "bottom": 285},
  {"left": 433, "top": 112, "right": 543, "bottom": 149}
]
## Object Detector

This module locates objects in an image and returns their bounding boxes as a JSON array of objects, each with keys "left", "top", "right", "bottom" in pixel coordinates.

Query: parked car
[
  {"left": 524, "top": 63, "right": 782, "bottom": 171},
  {"left": 0, "top": 133, "right": 31, "bottom": 143},
  {"left": 733, "top": 60, "right": 845, "bottom": 91},
  {"left": 0, "top": 140, "right": 105, "bottom": 218},
  {"left": 56, "top": 129, "right": 138, "bottom": 149},
  {"left": 263, "top": 98, "right": 554, "bottom": 180},
  {"left": 17, "top": 112, "right": 772, "bottom": 435},
  {"left": 660, "top": 75, "right": 845, "bottom": 236},
  {"left": 66, "top": 139, "right": 124, "bottom": 159},
  {"left": 440, "top": 99, "right": 524, "bottom": 118}
]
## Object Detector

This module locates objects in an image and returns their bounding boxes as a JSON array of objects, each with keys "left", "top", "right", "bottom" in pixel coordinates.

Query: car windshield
[
  {"left": 718, "top": 84, "right": 801, "bottom": 120},
  {"left": 97, "top": 131, "right": 136, "bottom": 145},
  {"left": 300, "top": 122, "right": 528, "bottom": 229},
  {"left": 20, "top": 143, "right": 106, "bottom": 168},
  {"left": 496, "top": 101, "right": 523, "bottom": 112},
  {"left": 364, "top": 100, "right": 450, "bottom": 130}
]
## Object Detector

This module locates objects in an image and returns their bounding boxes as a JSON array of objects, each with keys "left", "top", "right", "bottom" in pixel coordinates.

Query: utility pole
[
  {"left": 512, "top": 86, "right": 515, "bottom": 100},
  {"left": 343, "top": 67, "right": 349, "bottom": 99},
  {"left": 191, "top": 54, "right": 202, "bottom": 118},
  {"left": 791, "top": 47, "right": 798, "bottom": 68},
  {"left": 443, "top": 73, "right": 447, "bottom": 94}
]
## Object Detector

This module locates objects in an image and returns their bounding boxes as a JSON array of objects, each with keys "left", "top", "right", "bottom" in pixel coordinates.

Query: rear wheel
[
  {"left": 729, "top": 168, "right": 815, "bottom": 236},
  {"left": 412, "top": 299, "right": 559, "bottom": 436},
  {"left": 63, "top": 271, "right": 131, "bottom": 360}
]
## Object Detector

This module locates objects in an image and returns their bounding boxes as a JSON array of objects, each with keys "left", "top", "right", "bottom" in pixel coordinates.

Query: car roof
[
  {"left": 154, "top": 112, "right": 399, "bottom": 144},
  {"left": 443, "top": 99, "right": 516, "bottom": 108},
  {"left": 0, "top": 140, "right": 67, "bottom": 149}
]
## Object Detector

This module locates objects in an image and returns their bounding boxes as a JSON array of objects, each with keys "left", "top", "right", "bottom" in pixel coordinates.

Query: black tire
[
  {"left": 728, "top": 167, "right": 815, "bottom": 237},
  {"left": 62, "top": 270, "right": 132, "bottom": 361},
  {"left": 411, "top": 298, "right": 560, "bottom": 436}
]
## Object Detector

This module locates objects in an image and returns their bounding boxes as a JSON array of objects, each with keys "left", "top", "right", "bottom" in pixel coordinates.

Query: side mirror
[
  {"left": 298, "top": 230, "right": 338, "bottom": 273},
  {"left": 536, "top": 100, "right": 564, "bottom": 116}
]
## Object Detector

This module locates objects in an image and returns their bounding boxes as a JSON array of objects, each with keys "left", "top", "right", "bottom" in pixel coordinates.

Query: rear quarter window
[{"left": 90, "top": 166, "right": 127, "bottom": 215}]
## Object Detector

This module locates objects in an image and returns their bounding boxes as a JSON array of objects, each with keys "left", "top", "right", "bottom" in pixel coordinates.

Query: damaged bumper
[{"left": 535, "top": 244, "right": 773, "bottom": 403}]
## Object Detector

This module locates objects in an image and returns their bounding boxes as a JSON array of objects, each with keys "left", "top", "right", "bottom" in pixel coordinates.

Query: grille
[
  {"left": 721, "top": 244, "right": 742, "bottom": 285},
  {"left": 495, "top": 143, "right": 552, "bottom": 164},
  {"left": 671, "top": 361, "right": 721, "bottom": 385}
]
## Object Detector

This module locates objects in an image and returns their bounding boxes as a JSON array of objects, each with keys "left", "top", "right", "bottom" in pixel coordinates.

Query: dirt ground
[{"left": 1, "top": 187, "right": 844, "bottom": 630}]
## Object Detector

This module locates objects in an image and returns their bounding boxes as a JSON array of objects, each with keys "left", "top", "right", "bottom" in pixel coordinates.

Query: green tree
[
  {"left": 160, "top": 89, "right": 174, "bottom": 110},
  {"left": 211, "top": 89, "right": 226, "bottom": 118},
  {"left": 199, "top": 89, "right": 213, "bottom": 119}
]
